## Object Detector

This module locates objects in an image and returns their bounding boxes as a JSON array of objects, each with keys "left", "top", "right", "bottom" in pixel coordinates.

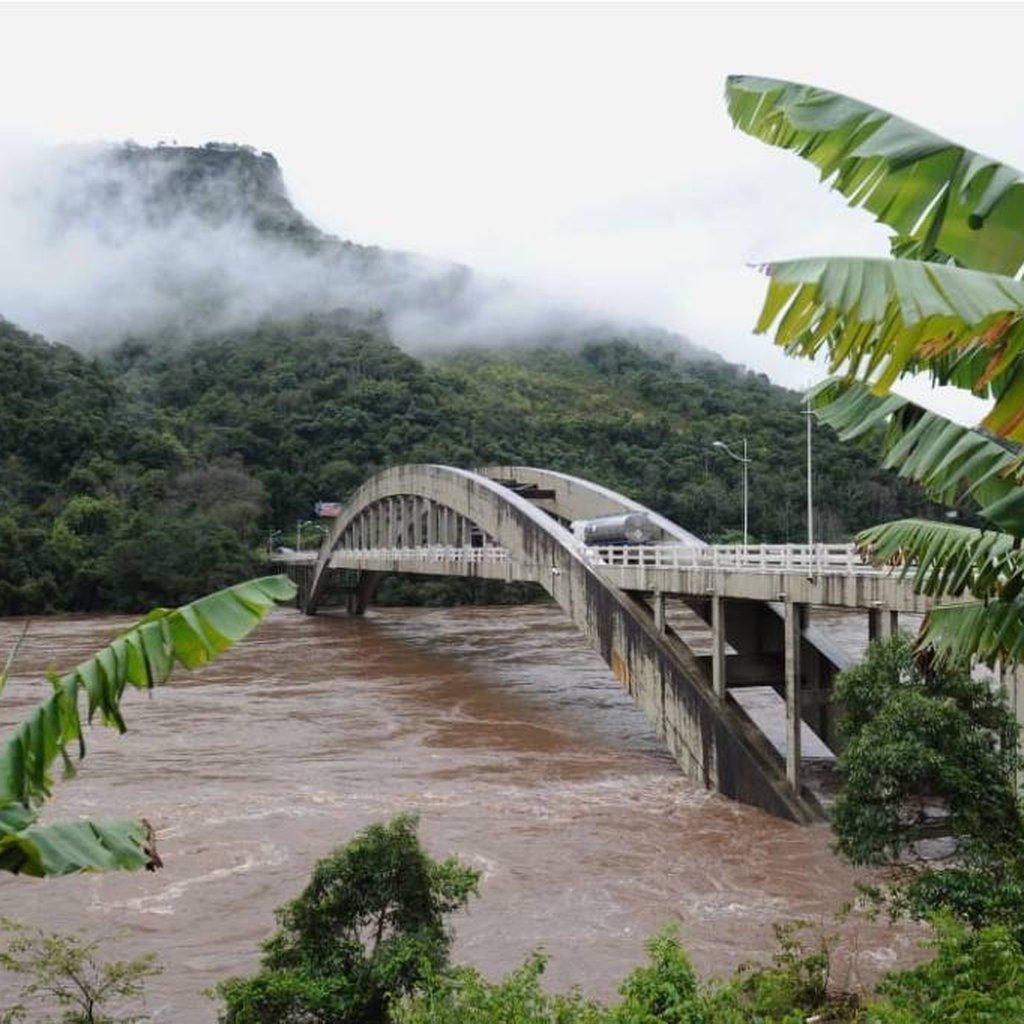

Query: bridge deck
[{"left": 276, "top": 542, "right": 934, "bottom": 613}]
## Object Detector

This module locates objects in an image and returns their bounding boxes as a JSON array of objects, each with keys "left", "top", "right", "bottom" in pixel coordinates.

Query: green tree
[
  {"left": 217, "top": 815, "right": 480, "bottom": 1024},
  {"left": 0, "top": 918, "right": 161, "bottom": 1024},
  {"left": 726, "top": 76, "right": 1024, "bottom": 665},
  {"left": 0, "top": 575, "right": 295, "bottom": 877},
  {"left": 830, "top": 636, "right": 1024, "bottom": 944}
]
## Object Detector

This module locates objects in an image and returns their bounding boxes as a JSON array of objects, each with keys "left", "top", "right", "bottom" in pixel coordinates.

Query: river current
[{"left": 0, "top": 605, "right": 919, "bottom": 1020}]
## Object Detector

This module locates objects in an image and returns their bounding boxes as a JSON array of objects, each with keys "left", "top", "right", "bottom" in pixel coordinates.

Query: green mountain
[
  {"left": 1, "top": 311, "right": 935, "bottom": 614},
  {"left": 0, "top": 144, "right": 937, "bottom": 614}
]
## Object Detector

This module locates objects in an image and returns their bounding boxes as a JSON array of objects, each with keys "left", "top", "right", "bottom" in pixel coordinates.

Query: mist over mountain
[{"left": 0, "top": 141, "right": 711, "bottom": 357}]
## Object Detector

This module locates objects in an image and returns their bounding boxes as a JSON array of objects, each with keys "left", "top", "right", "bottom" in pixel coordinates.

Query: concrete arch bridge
[{"left": 276, "top": 464, "right": 932, "bottom": 824}]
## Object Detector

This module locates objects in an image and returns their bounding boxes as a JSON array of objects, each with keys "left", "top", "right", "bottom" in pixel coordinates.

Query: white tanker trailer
[{"left": 571, "top": 512, "right": 659, "bottom": 546}]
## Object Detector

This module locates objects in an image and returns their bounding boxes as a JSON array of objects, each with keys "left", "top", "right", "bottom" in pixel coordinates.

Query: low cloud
[{"left": 0, "top": 142, "right": 670, "bottom": 353}]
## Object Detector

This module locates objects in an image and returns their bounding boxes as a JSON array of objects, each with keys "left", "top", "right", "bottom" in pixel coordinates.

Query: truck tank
[{"left": 571, "top": 512, "right": 658, "bottom": 545}]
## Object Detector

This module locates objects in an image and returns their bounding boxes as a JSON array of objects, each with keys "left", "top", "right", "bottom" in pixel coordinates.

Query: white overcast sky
[{"left": 3, "top": 1, "right": 1022, "bottom": 421}]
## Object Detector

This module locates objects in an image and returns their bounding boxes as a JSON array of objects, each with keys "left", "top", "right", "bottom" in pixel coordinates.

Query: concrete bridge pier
[
  {"left": 286, "top": 565, "right": 379, "bottom": 616},
  {"left": 678, "top": 593, "right": 836, "bottom": 793},
  {"left": 784, "top": 601, "right": 807, "bottom": 792},
  {"left": 345, "top": 571, "right": 380, "bottom": 616}
]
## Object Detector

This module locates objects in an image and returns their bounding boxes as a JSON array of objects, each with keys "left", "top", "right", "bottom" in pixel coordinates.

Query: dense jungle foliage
[{"left": 0, "top": 312, "right": 938, "bottom": 614}]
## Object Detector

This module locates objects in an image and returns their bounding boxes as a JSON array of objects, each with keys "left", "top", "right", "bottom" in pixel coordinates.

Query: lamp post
[
  {"left": 712, "top": 438, "right": 751, "bottom": 549},
  {"left": 296, "top": 519, "right": 327, "bottom": 553},
  {"left": 803, "top": 394, "right": 814, "bottom": 548}
]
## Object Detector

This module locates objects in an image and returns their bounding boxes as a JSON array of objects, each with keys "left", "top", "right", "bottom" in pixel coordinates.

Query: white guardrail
[{"left": 275, "top": 543, "right": 886, "bottom": 578}]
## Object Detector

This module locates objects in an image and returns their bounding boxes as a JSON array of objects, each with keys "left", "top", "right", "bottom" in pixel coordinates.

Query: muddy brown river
[{"left": 0, "top": 605, "right": 918, "bottom": 1020}]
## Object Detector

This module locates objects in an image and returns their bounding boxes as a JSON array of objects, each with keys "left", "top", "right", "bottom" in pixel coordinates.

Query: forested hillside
[
  {"left": 0, "top": 141, "right": 942, "bottom": 614},
  {"left": 1, "top": 309, "right": 935, "bottom": 615}
]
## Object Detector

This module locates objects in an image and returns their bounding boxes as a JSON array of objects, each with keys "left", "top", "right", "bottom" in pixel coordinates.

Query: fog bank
[{"left": 0, "top": 142, "right": 692, "bottom": 354}]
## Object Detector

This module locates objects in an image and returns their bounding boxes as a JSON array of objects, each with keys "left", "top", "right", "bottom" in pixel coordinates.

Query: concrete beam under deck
[{"left": 599, "top": 565, "right": 933, "bottom": 614}]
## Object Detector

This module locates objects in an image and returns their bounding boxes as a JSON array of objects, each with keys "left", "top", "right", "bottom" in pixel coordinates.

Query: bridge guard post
[
  {"left": 711, "top": 593, "right": 726, "bottom": 698},
  {"left": 785, "top": 601, "right": 807, "bottom": 794}
]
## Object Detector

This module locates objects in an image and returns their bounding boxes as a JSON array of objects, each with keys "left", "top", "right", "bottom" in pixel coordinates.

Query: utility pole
[{"left": 296, "top": 517, "right": 302, "bottom": 553}]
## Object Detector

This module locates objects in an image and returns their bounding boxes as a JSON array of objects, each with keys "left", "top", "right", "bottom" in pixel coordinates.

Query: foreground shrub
[
  {"left": 394, "top": 953, "right": 604, "bottom": 1024},
  {"left": 867, "top": 915, "right": 1024, "bottom": 1023},
  {"left": 396, "top": 923, "right": 856, "bottom": 1024}
]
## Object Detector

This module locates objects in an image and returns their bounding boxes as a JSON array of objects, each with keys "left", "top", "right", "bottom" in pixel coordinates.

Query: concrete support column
[
  {"left": 427, "top": 501, "right": 437, "bottom": 545},
  {"left": 653, "top": 591, "right": 666, "bottom": 633},
  {"left": 868, "top": 607, "right": 898, "bottom": 642},
  {"left": 711, "top": 593, "right": 726, "bottom": 699},
  {"left": 785, "top": 600, "right": 807, "bottom": 794},
  {"left": 408, "top": 497, "right": 417, "bottom": 546},
  {"left": 1002, "top": 662, "right": 1024, "bottom": 793}
]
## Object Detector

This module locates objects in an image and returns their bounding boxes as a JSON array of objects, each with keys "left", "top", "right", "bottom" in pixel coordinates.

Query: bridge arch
[
  {"left": 482, "top": 465, "right": 703, "bottom": 544},
  {"left": 301, "top": 464, "right": 819, "bottom": 823}
]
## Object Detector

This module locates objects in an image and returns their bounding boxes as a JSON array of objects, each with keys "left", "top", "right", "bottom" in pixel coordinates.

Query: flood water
[{"left": 0, "top": 604, "right": 919, "bottom": 1020}]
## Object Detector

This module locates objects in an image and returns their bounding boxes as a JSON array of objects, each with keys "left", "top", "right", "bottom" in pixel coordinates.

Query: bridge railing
[
  {"left": 585, "top": 543, "right": 884, "bottom": 575},
  {"left": 331, "top": 546, "right": 511, "bottom": 566},
  {"left": 277, "top": 542, "right": 892, "bottom": 578}
]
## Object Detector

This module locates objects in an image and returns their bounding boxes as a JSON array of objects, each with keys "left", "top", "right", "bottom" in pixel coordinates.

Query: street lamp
[
  {"left": 802, "top": 394, "right": 814, "bottom": 548},
  {"left": 712, "top": 438, "right": 751, "bottom": 549},
  {"left": 296, "top": 519, "right": 327, "bottom": 553}
]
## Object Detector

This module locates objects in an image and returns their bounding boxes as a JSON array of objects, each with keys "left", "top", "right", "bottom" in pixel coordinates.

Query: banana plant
[
  {"left": 0, "top": 575, "right": 296, "bottom": 877},
  {"left": 726, "top": 76, "right": 1024, "bottom": 665}
]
